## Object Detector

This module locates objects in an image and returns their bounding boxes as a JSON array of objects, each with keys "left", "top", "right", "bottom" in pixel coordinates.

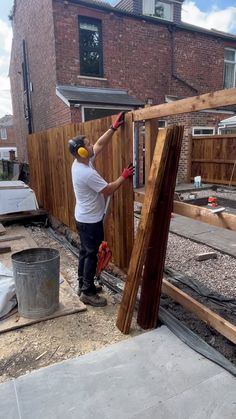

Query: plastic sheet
[
  {"left": 159, "top": 306, "right": 236, "bottom": 377},
  {"left": 165, "top": 267, "right": 236, "bottom": 313},
  {"left": 0, "top": 263, "right": 17, "bottom": 319}
]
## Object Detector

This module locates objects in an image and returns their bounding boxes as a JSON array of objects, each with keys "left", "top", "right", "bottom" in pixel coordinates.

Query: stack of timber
[{"left": 117, "top": 126, "right": 184, "bottom": 334}]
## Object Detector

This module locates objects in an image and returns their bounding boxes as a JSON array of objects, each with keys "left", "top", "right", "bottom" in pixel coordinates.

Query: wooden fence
[
  {"left": 191, "top": 134, "right": 236, "bottom": 186},
  {"left": 27, "top": 115, "right": 134, "bottom": 270}
]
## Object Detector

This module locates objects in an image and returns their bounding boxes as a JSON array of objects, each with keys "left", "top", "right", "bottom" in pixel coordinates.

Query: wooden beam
[
  {"left": 137, "top": 126, "right": 184, "bottom": 329},
  {"left": 145, "top": 120, "right": 159, "bottom": 183},
  {"left": 116, "top": 129, "right": 172, "bottom": 334},
  {"left": 135, "top": 195, "right": 236, "bottom": 232},
  {"left": 173, "top": 201, "right": 236, "bottom": 232},
  {"left": 0, "top": 235, "right": 25, "bottom": 243},
  {"left": 192, "top": 159, "right": 236, "bottom": 164},
  {"left": 162, "top": 279, "right": 236, "bottom": 345},
  {"left": 133, "top": 88, "right": 236, "bottom": 121}
]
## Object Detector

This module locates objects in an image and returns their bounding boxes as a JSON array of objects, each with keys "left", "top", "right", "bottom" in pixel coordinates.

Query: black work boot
[
  {"left": 77, "top": 284, "right": 103, "bottom": 297},
  {"left": 80, "top": 293, "right": 107, "bottom": 307}
]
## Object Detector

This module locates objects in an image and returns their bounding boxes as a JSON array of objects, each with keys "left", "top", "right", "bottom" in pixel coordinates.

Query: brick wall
[
  {"left": 0, "top": 126, "right": 16, "bottom": 148},
  {"left": 10, "top": 0, "right": 71, "bottom": 161},
  {"left": 53, "top": 2, "right": 229, "bottom": 104},
  {"left": 10, "top": 0, "right": 236, "bottom": 174}
]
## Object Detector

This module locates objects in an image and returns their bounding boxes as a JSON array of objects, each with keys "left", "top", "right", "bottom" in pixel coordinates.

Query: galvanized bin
[{"left": 11, "top": 248, "right": 60, "bottom": 319}]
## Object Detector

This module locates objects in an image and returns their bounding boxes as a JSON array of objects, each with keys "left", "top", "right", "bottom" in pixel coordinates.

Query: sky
[{"left": 0, "top": 0, "right": 236, "bottom": 118}]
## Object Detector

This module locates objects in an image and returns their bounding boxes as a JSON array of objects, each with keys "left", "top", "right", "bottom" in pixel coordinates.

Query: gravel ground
[
  {"left": 179, "top": 186, "right": 236, "bottom": 201},
  {"left": 166, "top": 233, "right": 236, "bottom": 299}
]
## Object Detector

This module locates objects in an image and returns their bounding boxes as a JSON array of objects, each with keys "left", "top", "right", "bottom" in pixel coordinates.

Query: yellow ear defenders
[
  {"left": 77, "top": 147, "right": 89, "bottom": 158},
  {"left": 68, "top": 138, "right": 89, "bottom": 158}
]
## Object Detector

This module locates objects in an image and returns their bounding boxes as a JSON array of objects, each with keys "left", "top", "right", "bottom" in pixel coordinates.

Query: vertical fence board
[
  {"left": 191, "top": 134, "right": 236, "bottom": 185},
  {"left": 27, "top": 116, "right": 133, "bottom": 270}
]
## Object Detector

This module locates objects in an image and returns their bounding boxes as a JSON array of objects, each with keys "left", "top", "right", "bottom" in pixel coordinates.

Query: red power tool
[{"left": 95, "top": 241, "right": 112, "bottom": 283}]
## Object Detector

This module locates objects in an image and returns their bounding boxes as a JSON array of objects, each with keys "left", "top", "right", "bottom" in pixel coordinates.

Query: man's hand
[
  {"left": 121, "top": 163, "right": 135, "bottom": 180},
  {"left": 111, "top": 112, "right": 125, "bottom": 131}
]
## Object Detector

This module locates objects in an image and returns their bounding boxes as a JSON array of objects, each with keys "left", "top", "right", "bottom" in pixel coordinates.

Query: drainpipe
[
  {"left": 168, "top": 25, "right": 198, "bottom": 94},
  {"left": 22, "top": 40, "right": 33, "bottom": 134}
]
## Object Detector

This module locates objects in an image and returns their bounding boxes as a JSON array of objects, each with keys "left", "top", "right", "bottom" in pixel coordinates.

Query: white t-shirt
[{"left": 71, "top": 159, "right": 108, "bottom": 223}]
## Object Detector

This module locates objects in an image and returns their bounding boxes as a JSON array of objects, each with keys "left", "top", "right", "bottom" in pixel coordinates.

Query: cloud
[
  {"left": 0, "top": 19, "right": 12, "bottom": 117},
  {"left": 0, "top": 19, "right": 12, "bottom": 54},
  {"left": 182, "top": 1, "right": 236, "bottom": 34}
]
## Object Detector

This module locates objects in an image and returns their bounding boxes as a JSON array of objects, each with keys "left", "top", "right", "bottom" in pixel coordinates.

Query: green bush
[{"left": 0, "top": 173, "right": 9, "bottom": 181}]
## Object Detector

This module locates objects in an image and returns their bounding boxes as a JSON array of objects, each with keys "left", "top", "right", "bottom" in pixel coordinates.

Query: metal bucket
[{"left": 11, "top": 248, "right": 60, "bottom": 319}]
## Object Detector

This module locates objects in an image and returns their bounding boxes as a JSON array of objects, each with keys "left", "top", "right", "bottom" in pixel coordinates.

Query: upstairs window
[
  {"left": 224, "top": 49, "right": 236, "bottom": 89},
  {"left": 0, "top": 128, "right": 7, "bottom": 140},
  {"left": 143, "top": 0, "right": 173, "bottom": 21},
  {"left": 79, "top": 17, "right": 103, "bottom": 77}
]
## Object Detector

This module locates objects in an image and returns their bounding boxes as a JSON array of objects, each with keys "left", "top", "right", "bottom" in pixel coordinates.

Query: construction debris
[
  {"left": 0, "top": 246, "right": 11, "bottom": 255},
  {"left": 0, "top": 224, "right": 6, "bottom": 236},
  {"left": 196, "top": 252, "right": 218, "bottom": 261}
]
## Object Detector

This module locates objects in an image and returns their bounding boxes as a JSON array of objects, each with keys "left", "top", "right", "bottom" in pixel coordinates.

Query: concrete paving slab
[
  {"left": 132, "top": 371, "right": 236, "bottom": 419},
  {"left": 0, "top": 380, "right": 20, "bottom": 419},
  {"left": 170, "top": 215, "right": 236, "bottom": 257},
  {"left": 1, "top": 326, "right": 234, "bottom": 419}
]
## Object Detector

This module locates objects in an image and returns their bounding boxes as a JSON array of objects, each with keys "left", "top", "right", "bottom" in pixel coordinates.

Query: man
[{"left": 68, "top": 113, "right": 134, "bottom": 307}]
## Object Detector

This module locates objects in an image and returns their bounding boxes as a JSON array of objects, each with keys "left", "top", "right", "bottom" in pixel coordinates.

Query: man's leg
[
  {"left": 76, "top": 221, "right": 107, "bottom": 306},
  {"left": 76, "top": 222, "right": 86, "bottom": 290}
]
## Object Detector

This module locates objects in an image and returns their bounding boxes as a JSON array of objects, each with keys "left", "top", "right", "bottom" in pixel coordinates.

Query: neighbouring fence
[
  {"left": 0, "top": 159, "right": 29, "bottom": 182},
  {"left": 27, "top": 115, "right": 134, "bottom": 270},
  {"left": 191, "top": 134, "right": 236, "bottom": 186}
]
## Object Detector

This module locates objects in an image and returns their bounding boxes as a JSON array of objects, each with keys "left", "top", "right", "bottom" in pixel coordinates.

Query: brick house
[
  {"left": 9, "top": 0, "right": 236, "bottom": 182},
  {"left": 0, "top": 115, "right": 17, "bottom": 160}
]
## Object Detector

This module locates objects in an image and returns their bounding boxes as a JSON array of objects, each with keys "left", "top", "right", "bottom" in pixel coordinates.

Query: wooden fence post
[{"left": 145, "top": 119, "right": 159, "bottom": 184}]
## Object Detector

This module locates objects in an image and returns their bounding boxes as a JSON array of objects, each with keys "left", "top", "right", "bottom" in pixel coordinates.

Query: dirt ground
[
  {"left": 0, "top": 225, "right": 142, "bottom": 384},
  {"left": 1, "top": 194, "right": 236, "bottom": 382}
]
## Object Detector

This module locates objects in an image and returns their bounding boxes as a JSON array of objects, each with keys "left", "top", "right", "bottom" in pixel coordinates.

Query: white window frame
[
  {"left": 0, "top": 147, "right": 17, "bottom": 160},
  {"left": 224, "top": 48, "right": 236, "bottom": 89},
  {"left": 192, "top": 127, "right": 215, "bottom": 136},
  {"left": 142, "top": 0, "right": 173, "bottom": 21},
  {"left": 0, "top": 128, "right": 7, "bottom": 140}
]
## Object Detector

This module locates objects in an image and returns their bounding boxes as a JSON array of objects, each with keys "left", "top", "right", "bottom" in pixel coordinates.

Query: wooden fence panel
[
  {"left": 191, "top": 134, "right": 236, "bottom": 185},
  {"left": 27, "top": 116, "right": 134, "bottom": 270}
]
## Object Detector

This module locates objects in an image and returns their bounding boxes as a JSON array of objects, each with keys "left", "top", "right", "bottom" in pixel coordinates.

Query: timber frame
[
  {"left": 133, "top": 87, "right": 236, "bottom": 232},
  {"left": 125, "top": 87, "right": 236, "bottom": 341}
]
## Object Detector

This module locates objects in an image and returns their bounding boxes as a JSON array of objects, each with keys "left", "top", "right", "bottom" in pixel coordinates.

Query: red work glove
[
  {"left": 110, "top": 112, "right": 125, "bottom": 131},
  {"left": 121, "top": 163, "right": 135, "bottom": 180}
]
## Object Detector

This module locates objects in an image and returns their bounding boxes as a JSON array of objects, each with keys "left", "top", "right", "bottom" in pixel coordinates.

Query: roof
[
  {"left": 56, "top": 85, "right": 144, "bottom": 107},
  {"left": 219, "top": 115, "right": 236, "bottom": 127},
  {"left": 67, "top": 0, "right": 236, "bottom": 41},
  {"left": 0, "top": 115, "right": 13, "bottom": 127}
]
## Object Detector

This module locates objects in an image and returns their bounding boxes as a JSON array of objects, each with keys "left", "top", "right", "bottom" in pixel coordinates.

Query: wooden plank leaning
[
  {"left": 137, "top": 126, "right": 184, "bottom": 329},
  {"left": 116, "top": 128, "right": 173, "bottom": 334},
  {"left": 162, "top": 279, "right": 236, "bottom": 345}
]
